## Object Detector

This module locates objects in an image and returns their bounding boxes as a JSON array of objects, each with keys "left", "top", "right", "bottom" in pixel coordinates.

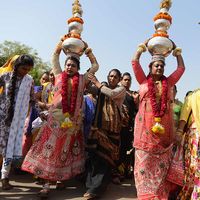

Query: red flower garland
[
  {"left": 147, "top": 75, "right": 168, "bottom": 117},
  {"left": 61, "top": 72, "right": 79, "bottom": 114}
]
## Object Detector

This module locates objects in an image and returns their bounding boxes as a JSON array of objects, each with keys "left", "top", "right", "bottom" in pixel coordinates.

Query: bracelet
[
  {"left": 138, "top": 43, "right": 147, "bottom": 52},
  {"left": 99, "top": 84, "right": 104, "bottom": 90},
  {"left": 176, "top": 128, "right": 184, "bottom": 134},
  {"left": 173, "top": 47, "right": 182, "bottom": 57},
  {"left": 85, "top": 48, "right": 92, "bottom": 55},
  {"left": 137, "top": 48, "right": 143, "bottom": 54}
]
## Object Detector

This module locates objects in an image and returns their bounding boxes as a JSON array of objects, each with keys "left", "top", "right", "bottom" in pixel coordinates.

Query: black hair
[
  {"left": 174, "top": 85, "right": 177, "bottom": 93},
  {"left": 101, "top": 81, "right": 108, "bottom": 86},
  {"left": 185, "top": 90, "right": 193, "bottom": 97},
  {"left": 65, "top": 56, "right": 80, "bottom": 70},
  {"left": 5, "top": 54, "right": 34, "bottom": 126},
  {"left": 40, "top": 71, "right": 50, "bottom": 78},
  {"left": 149, "top": 60, "right": 165, "bottom": 69},
  {"left": 122, "top": 72, "right": 132, "bottom": 81},
  {"left": 108, "top": 68, "right": 122, "bottom": 79}
]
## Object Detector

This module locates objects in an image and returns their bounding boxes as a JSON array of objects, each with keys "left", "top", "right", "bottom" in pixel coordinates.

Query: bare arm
[
  {"left": 84, "top": 48, "right": 99, "bottom": 83},
  {"left": 131, "top": 44, "right": 147, "bottom": 84},
  {"left": 100, "top": 85, "right": 126, "bottom": 100},
  {"left": 168, "top": 50, "right": 185, "bottom": 85},
  {"left": 87, "top": 73, "right": 126, "bottom": 100},
  {"left": 51, "top": 41, "right": 63, "bottom": 75},
  {"left": 176, "top": 94, "right": 192, "bottom": 140}
]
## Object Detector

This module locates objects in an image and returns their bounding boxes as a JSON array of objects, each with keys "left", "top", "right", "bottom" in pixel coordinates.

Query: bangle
[
  {"left": 138, "top": 43, "right": 147, "bottom": 52},
  {"left": 99, "top": 84, "right": 104, "bottom": 90},
  {"left": 173, "top": 47, "right": 182, "bottom": 57},
  {"left": 176, "top": 128, "right": 183, "bottom": 134}
]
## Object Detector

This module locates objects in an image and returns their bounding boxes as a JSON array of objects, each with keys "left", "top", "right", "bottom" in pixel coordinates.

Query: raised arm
[
  {"left": 131, "top": 44, "right": 147, "bottom": 84},
  {"left": 168, "top": 47, "right": 185, "bottom": 85},
  {"left": 84, "top": 47, "right": 99, "bottom": 77},
  {"left": 87, "top": 73, "right": 126, "bottom": 100},
  {"left": 51, "top": 40, "right": 63, "bottom": 76},
  {"left": 100, "top": 85, "right": 126, "bottom": 101}
]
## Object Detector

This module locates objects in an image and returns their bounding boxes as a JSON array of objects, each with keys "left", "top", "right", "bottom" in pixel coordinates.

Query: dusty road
[{"left": 0, "top": 174, "right": 137, "bottom": 200}]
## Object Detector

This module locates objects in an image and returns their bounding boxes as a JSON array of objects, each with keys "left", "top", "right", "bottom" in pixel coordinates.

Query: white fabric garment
[
  {"left": 6, "top": 74, "right": 33, "bottom": 159},
  {"left": 1, "top": 158, "right": 12, "bottom": 179}
]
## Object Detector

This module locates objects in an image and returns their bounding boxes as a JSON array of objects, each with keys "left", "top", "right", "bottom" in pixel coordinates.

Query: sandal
[
  {"left": 83, "top": 192, "right": 97, "bottom": 199},
  {"left": 38, "top": 188, "right": 49, "bottom": 198}
]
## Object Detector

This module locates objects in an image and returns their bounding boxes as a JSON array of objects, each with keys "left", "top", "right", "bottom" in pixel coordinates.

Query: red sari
[{"left": 22, "top": 73, "right": 86, "bottom": 181}]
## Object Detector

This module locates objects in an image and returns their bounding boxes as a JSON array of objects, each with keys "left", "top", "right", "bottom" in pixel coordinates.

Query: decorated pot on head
[
  {"left": 62, "top": 35, "right": 85, "bottom": 56},
  {"left": 62, "top": 0, "right": 85, "bottom": 57},
  {"left": 147, "top": 0, "right": 173, "bottom": 57}
]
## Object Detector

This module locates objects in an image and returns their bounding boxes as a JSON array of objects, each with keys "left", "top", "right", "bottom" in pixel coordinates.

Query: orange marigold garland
[
  {"left": 70, "top": 33, "right": 81, "bottom": 39},
  {"left": 153, "top": 12, "right": 172, "bottom": 24},
  {"left": 67, "top": 17, "right": 84, "bottom": 24},
  {"left": 61, "top": 33, "right": 81, "bottom": 41},
  {"left": 61, "top": 72, "right": 79, "bottom": 129},
  {"left": 147, "top": 74, "right": 168, "bottom": 134},
  {"left": 153, "top": 32, "right": 169, "bottom": 38}
]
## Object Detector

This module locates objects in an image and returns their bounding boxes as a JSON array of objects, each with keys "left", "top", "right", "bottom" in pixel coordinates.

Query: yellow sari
[{"left": 0, "top": 55, "right": 19, "bottom": 94}]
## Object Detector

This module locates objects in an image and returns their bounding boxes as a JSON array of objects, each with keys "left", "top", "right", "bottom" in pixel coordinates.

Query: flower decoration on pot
[
  {"left": 147, "top": 0, "right": 173, "bottom": 57},
  {"left": 62, "top": 0, "right": 86, "bottom": 57}
]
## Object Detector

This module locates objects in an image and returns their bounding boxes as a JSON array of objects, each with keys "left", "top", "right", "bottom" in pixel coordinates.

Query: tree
[{"left": 0, "top": 40, "right": 50, "bottom": 85}]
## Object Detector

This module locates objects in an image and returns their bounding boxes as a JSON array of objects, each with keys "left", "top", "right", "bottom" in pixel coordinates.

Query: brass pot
[
  {"left": 68, "top": 21, "right": 83, "bottom": 34},
  {"left": 147, "top": 36, "right": 173, "bottom": 57},
  {"left": 62, "top": 37, "right": 85, "bottom": 56},
  {"left": 154, "top": 18, "right": 171, "bottom": 32}
]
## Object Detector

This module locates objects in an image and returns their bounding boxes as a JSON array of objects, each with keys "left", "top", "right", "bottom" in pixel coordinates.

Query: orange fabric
[{"left": 0, "top": 55, "right": 19, "bottom": 94}]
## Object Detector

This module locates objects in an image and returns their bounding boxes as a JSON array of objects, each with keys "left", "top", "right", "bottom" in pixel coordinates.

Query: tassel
[{"left": 151, "top": 117, "right": 165, "bottom": 134}]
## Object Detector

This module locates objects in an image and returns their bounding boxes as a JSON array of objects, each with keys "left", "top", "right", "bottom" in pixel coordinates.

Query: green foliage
[{"left": 0, "top": 40, "right": 50, "bottom": 85}]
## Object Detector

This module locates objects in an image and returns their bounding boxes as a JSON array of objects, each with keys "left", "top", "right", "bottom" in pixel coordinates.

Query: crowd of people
[{"left": 1, "top": 36, "right": 200, "bottom": 200}]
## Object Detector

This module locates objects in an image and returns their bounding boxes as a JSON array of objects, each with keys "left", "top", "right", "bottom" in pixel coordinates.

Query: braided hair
[{"left": 5, "top": 55, "right": 34, "bottom": 126}]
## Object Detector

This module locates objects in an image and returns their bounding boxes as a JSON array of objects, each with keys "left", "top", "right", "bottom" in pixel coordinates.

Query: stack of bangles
[
  {"left": 176, "top": 128, "right": 184, "bottom": 135},
  {"left": 173, "top": 47, "right": 182, "bottom": 57},
  {"left": 137, "top": 43, "right": 147, "bottom": 53}
]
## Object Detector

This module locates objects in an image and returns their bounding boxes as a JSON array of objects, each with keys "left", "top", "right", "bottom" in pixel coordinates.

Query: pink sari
[
  {"left": 132, "top": 61, "right": 185, "bottom": 199},
  {"left": 22, "top": 74, "right": 86, "bottom": 181},
  {"left": 134, "top": 84, "right": 174, "bottom": 199}
]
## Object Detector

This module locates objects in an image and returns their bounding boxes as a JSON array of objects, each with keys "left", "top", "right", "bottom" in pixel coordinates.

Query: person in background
[
  {"left": 118, "top": 72, "right": 139, "bottom": 181},
  {"left": 169, "top": 85, "right": 183, "bottom": 200},
  {"left": 0, "top": 55, "right": 35, "bottom": 190},
  {"left": 83, "top": 84, "right": 97, "bottom": 143},
  {"left": 22, "top": 38, "right": 99, "bottom": 198},
  {"left": 132, "top": 42, "right": 185, "bottom": 200},
  {"left": 84, "top": 69, "right": 126, "bottom": 199},
  {"left": 49, "top": 69, "right": 55, "bottom": 86},
  {"left": 0, "top": 55, "right": 20, "bottom": 173},
  {"left": 40, "top": 71, "right": 50, "bottom": 85},
  {"left": 176, "top": 89, "right": 200, "bottom": 200},
  {"left": 173, "top": 85, "right": 183, "bottom": 129}
]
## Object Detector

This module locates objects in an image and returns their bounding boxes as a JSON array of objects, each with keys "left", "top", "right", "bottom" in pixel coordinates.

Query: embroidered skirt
[{"left": 22, "top": 114, "right": 85, "bottom": 181}]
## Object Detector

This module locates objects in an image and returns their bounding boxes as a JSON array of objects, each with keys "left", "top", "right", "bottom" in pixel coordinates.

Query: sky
[{"left": 0, "top": 0, "right": 199, "bottom": 101}]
